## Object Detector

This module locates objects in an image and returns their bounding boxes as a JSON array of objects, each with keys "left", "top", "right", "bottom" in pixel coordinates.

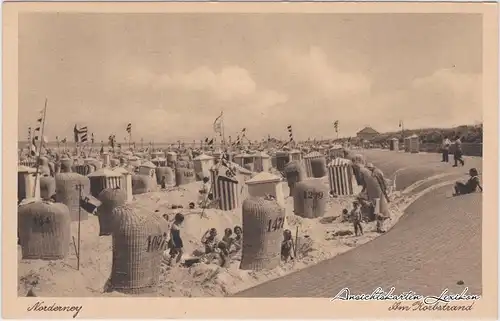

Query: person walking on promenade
[
  {"left": 441, "top": 136, "right": 451, "bottom": 163},
  {"left": 453, "top": 136, "right": 465, "bottom": 167}
]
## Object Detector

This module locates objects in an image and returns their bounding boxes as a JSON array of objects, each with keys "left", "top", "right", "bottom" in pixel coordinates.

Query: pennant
[{"left": 126, "top": 123, "right": 132, "bottom": 134}]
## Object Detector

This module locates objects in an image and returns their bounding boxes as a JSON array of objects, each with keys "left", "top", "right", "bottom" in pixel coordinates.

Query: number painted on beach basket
[
  {"left": 267, "top": 216, "right": 285, "bottom": 232},
  {"left": 303, "top": 191, "right": 324, "bottom": 199},
  {"left": 33, "top": 215, "right": 51, "bottom": 227},
  {"left": 183, "top": 171, "right": 194, "bottom": 178},
  {"left": 146, "top": 233, "right": 168, "bottom": 252}
]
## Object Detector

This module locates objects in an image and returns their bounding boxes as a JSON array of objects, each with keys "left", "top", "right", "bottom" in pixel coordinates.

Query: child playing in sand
[
  {"left": 217, "top": 242, "right": 230, "bottom": 268},
  {"left": 201, "top": 228, "right": 219, "bottom": 254},
  {"left": 350, "top": 201, "right": 364, "bottom": 236},
  {"left": 168, "top": 213, "right": 185, "bottom": 266},
  {"left": 281, "top": 229, "right": 295, "bottom": 262},
  {"left": 222, "top": 228, "right": 234, "bottom": 249},
  {"left": 453, "top": 168, "right": 483, "bottom": 196}
]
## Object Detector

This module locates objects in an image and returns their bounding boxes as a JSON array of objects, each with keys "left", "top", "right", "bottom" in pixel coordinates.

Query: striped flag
[
  {"left": 280, "top": 125, "right": 294, "bottom": 148},
  {"left": 126, "top": 123, "right": 132, "bottom": 134},
  {"left": 334, "top": 120, "right": 339, "bottom": 133},
  {"left": 32, "top": 109, "right": 44, "bottom": 142},
  {"left": 205, "top": 137, "right": 214, "bottom": 149},
  {"left": 74, "top": 125, "right": 88, "bottom": 143}
]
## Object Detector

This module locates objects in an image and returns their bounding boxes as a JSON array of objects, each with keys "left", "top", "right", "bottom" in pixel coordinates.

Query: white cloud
[
  {"left": 277, "top": 46, "right": 372, "bottom": 98},
  {"left": 128, "top": 66, "right": 257, "bottom": 101}
]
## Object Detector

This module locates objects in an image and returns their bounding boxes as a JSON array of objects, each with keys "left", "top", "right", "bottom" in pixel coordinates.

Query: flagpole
[
  {"left": 33, "top": 98, "right": 48, "bottom": 198},
  {"left": 221, "top": 111, "right": 226, "bottom": 149}
]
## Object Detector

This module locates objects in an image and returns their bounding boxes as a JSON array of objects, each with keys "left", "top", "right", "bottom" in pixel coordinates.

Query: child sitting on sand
[
  {"left": 221, "top": 228, "right": 234, "bottom": 249},
  {"left": 350, "top": 201, "right": 363, "bottom": 236},
  {"left": 201, "top": 228, "right": 219, "bottom": 254},
  {"left": 231, "top": 226, "right": 243, "bottom": 254},
  {"left": 453, "top": 168, "right": 483, "bottom": 196},
  {"left": 281, "top": 229, "right": 295, "bottom": 262},
  {"left": 168, "top": 213, "right": 185, "bottom": 266}
]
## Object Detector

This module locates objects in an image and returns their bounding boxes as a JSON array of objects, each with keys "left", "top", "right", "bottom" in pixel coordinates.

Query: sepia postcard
[{"left": 3, "top": 1, "right": 499, "bottom": 319}]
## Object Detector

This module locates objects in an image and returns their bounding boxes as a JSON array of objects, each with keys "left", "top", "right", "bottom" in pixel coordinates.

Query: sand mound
[{"left": 18, "top": 173, "right": 436, "bottom": 297}]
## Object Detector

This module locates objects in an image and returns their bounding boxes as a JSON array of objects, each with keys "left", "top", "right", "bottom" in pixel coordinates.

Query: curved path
[{"left": 234, "top": 150, "right": 482, "bottom": 297}]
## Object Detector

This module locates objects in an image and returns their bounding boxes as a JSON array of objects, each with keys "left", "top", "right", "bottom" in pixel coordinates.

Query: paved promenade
[{"left": 234, "top": 150, "right": 482, "bottom": 297}]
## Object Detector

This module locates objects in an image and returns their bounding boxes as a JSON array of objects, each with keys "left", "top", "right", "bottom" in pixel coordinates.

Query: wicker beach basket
[
  {"left": 97, "top": 187, "right": 127, "bottom": 236},
  {"left": 155, "top": 167, "right": 174, "bottom": 185},
  {"left": 108, "top": 205, "right": 169, "bottom": 294},
  {"left": 18, "top": 200, "right": 71, "bottom": 260},
  {"left": 59, "top": 159, "right": 73, "bottom": 173},
  {"left": 310, "top": 157, "right": 327, "bottom": 178},
  {"left": 40, "top": 175, "right": 56, "bottom": 200},
  {"left": 284, "top": 161, "right": 306, "bottom": 197},
  {"left": 240, "top": 197, "right": 285, "bottom": 271},
  {"left": 293, "top": 179, "right": 328, "bottom": 219},
  {"left": 131, "top": 175, "right": 155, "bottom": 195},
  {"left": 54, "top": 172, "right": 91, "bottom": 221},
  {"left": 175, "top": 168, "right": 196, "bottom": 186}
]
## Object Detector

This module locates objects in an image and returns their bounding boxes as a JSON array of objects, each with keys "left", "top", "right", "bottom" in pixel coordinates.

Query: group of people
[
  {"left": 164, "top": 212, "right": 244, "bottom": 268},
  {"left": 441, "top": 136, "right": 465, "bottom": 167},
  {"left": 200, "top": 226, "right": 243, "bottom": 267}
]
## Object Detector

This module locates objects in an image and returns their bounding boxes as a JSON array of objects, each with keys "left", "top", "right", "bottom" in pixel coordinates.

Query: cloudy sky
[{"left": 19, "top": 13, "right": 482, "bottom": 142}]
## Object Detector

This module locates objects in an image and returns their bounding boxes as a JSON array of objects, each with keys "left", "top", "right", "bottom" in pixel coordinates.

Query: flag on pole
[
  {"left": 126, "top": 123, "right": 132, "bottom": 134},
  {"left": 91, "top": 133, "right": 95, "bottom": 144},
  {"left": 74, "top": 125, "right": 88, "bottom": 143},
  {"left": 213, "top": 111, "right": 223, "bottom": 134},
  {"left": 61, "top": 138, "right": 67, "bottom": 143},
  {"left": 399, "top": 120, "right": 402, "bottom": 128},
  {"left": 334, "top": 120, "right": 339, "bottom": 133}
]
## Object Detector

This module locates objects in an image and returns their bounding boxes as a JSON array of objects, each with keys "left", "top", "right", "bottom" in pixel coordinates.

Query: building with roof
[{"left": 356, "top": 127, "right": 380, "bottom": 141}]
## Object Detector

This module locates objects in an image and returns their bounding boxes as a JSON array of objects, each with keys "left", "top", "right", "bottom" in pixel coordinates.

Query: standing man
[
  {"left": 453, "top": 136, "right": 465, "bottom": 167},
  {"left": 441, "top": 136, "right": 451, "bottom": 163}
]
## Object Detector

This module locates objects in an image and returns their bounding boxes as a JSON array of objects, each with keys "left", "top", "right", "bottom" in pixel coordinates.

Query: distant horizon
[
  {"left": 17, "top": 122, "right": 482, "bottom": 146},
  {"left": 19, "top": 13, "right": 482, "bottom": 141}
]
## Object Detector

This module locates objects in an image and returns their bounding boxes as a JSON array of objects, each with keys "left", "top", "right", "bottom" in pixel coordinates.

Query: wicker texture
[
  {"left": 284, "top": 161, "right": 306, "bottom": 196},
  {"left": 74, "top": 164, "right": 95, "bottom": 176},
  {"left": 40, "top": 176, "right": 56, "bottom": 200},
  {"left": 293, "top": 179, "right": 328, "bottom": 219},
  {"left": 155, "top": 167, "right": 174, "bottom": 185},
  {"left": 97, "top": 188, "right": 128, "bottom": 236},
  {"left": 110, "top": 159, "right": 120, "bottom": 167},
  {"left": 18, "top": 201, "right": 71, "bottom": 260},
  {"left": 109, "top": 205, "right": 169, "bottom": 294},
  {"left": 131, "top": 175, "right": 155, "bottom": 195},
  {"left": 175, "top": 160, "right": 189, "bottom": 169},
  {"left": 54, "top": 172, "right": 91, "bottom": 221},
  {"left": 59, "top": 159, "right": 73, "bottom": 173},
  {"left": 240, "top": 197, "right": 284, "bottom": 271},
  {"left": 310, "top": 157, "right": 327, "bottom": 178},
  {"left": 175, "top": 168, "right": 196, "bottom": 186}
]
